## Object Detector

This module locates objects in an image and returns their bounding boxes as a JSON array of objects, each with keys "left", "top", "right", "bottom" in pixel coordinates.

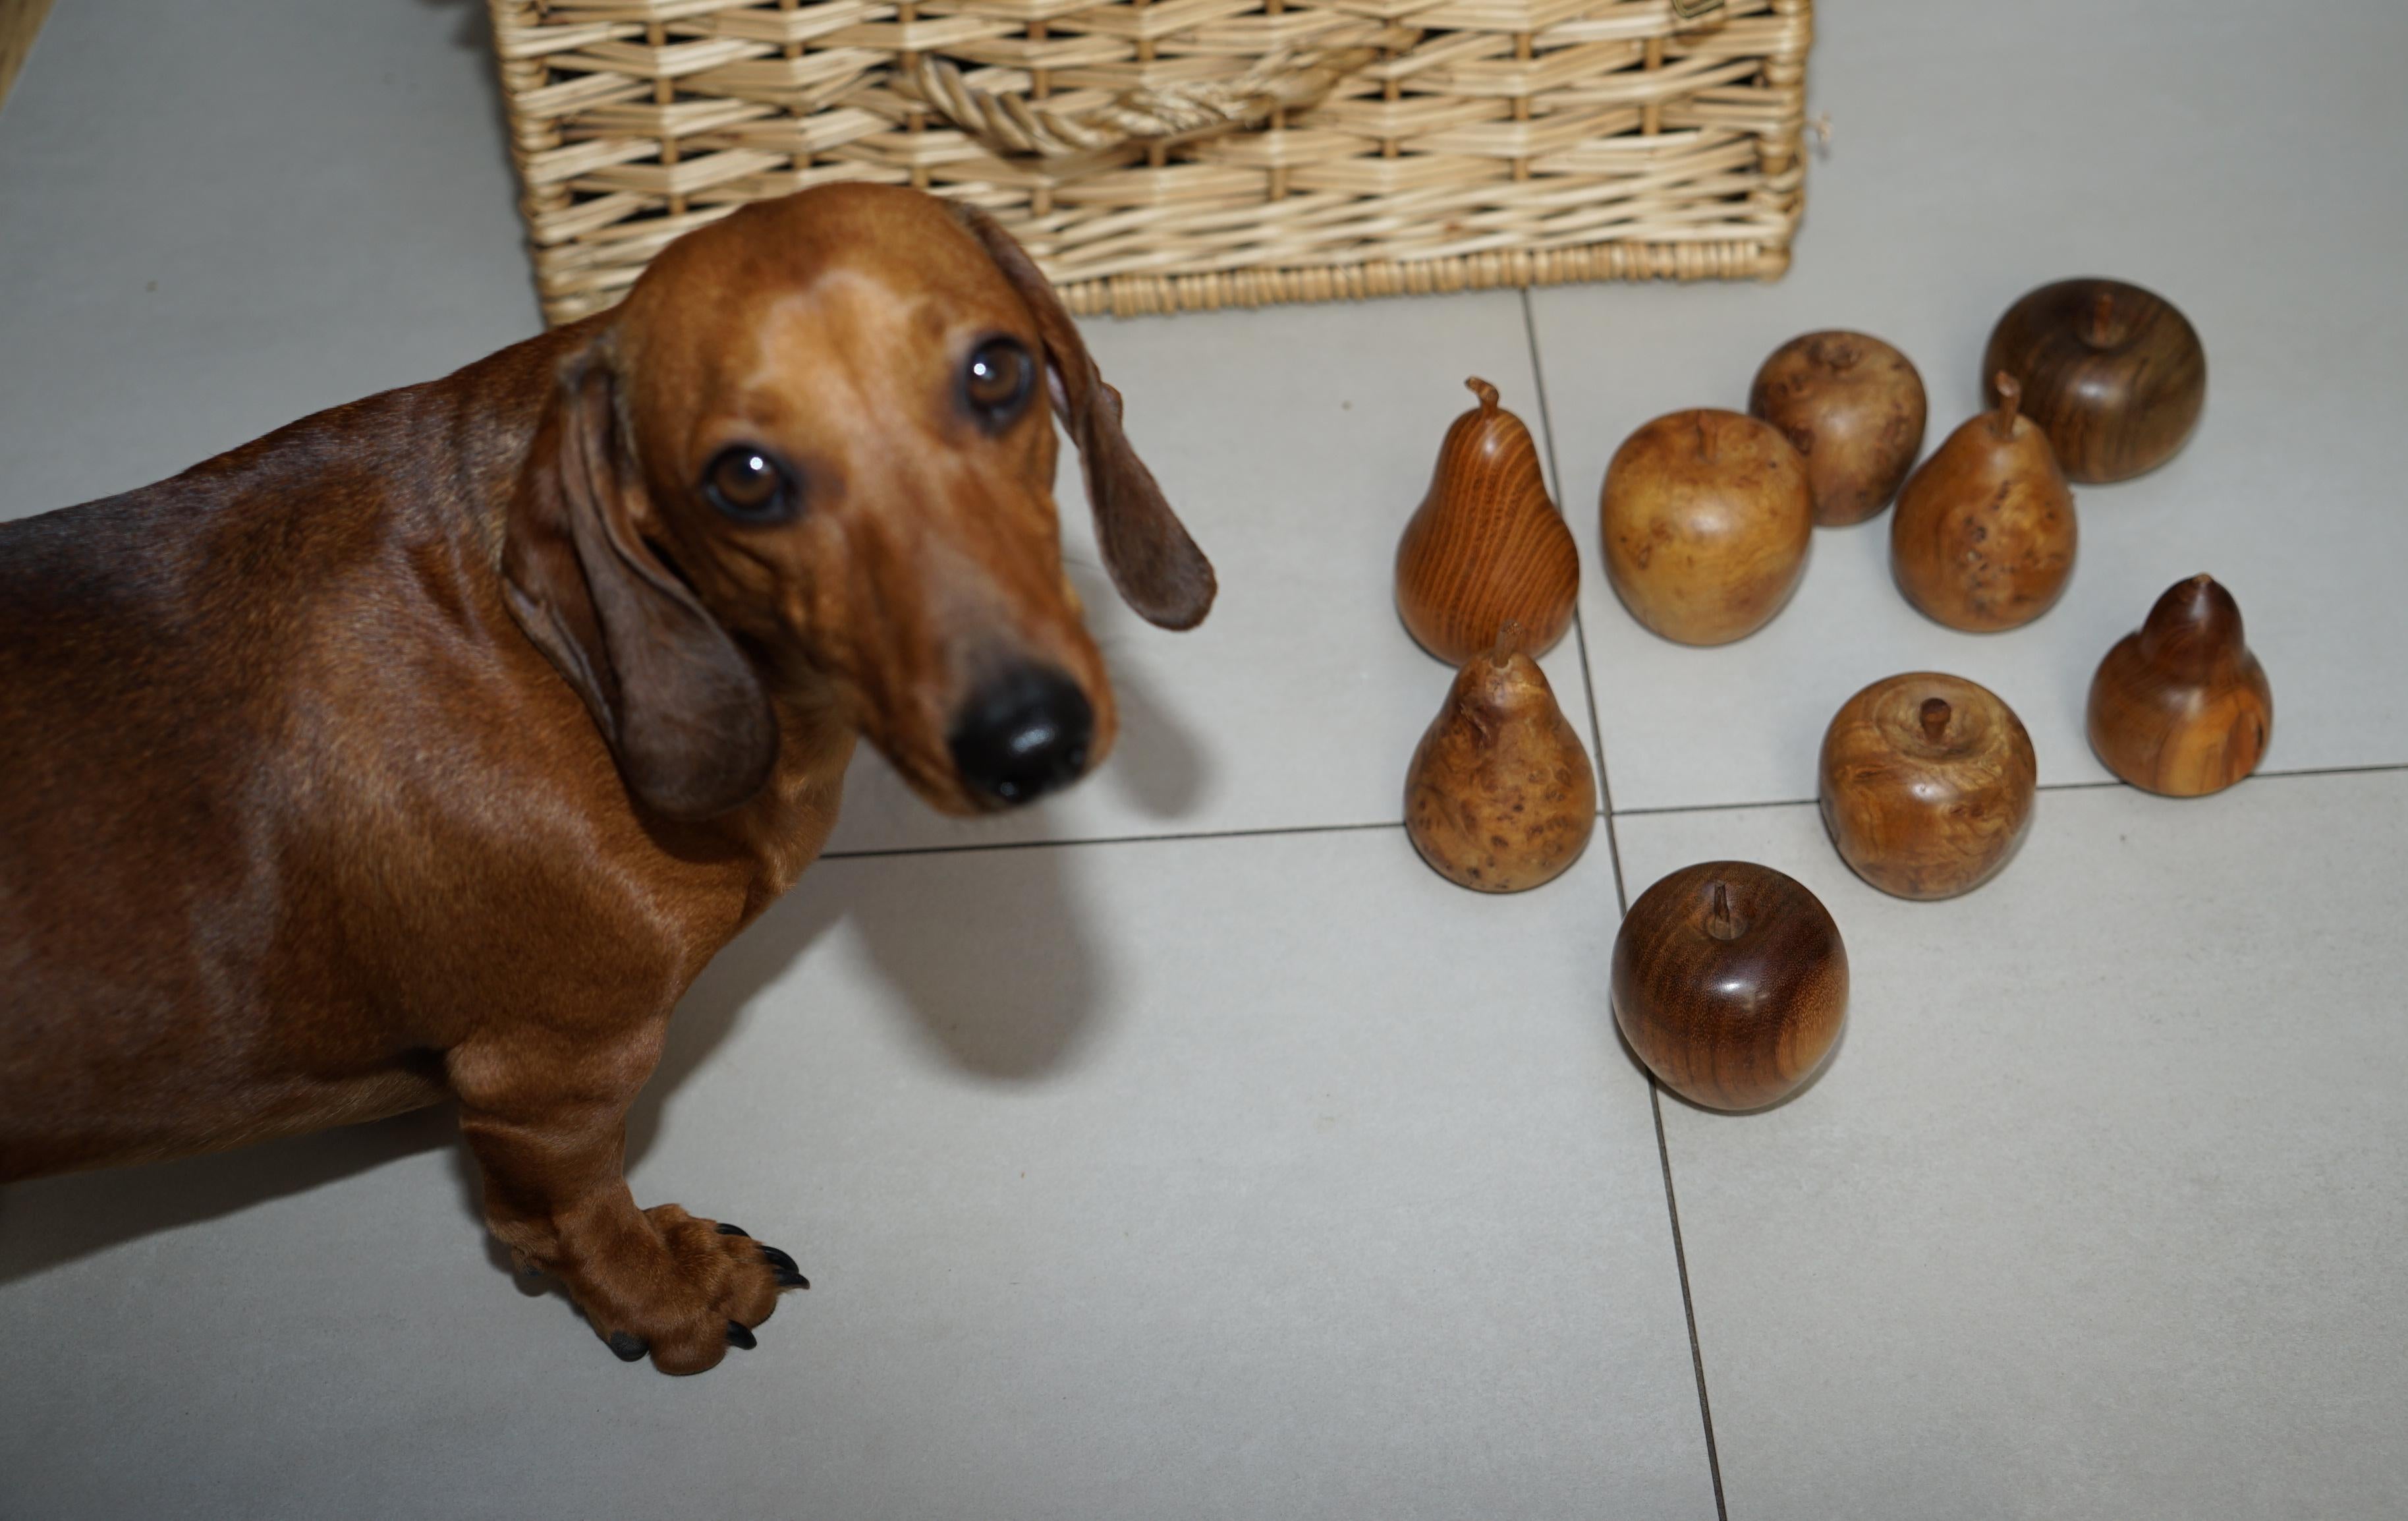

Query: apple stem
[
  {"left": 1920, "top": 696, "right": 1951, "bottom": 743},
  {"left": 2086, "top": 287, "right": 2116, "bottom": 347},
  {"left": 1990, "top": 372, "right": 2022, "bottom": 441},
  {"left": 1466, "top": 376, "right": 1499, "bottom": 416},
  {"left": 1704, "top": 882, "right": 1741, "bottom": 942}
]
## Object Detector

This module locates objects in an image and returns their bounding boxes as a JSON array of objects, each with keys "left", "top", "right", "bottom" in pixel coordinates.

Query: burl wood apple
[
  {"left": 1601, "top": 409, "right": 1811, "bottom": 645},
  {"left": 1612, "top": 861, "right": 1848, "bottom": 1111},
  {"left": 2088, "top": 574, "right": 2272, "bottom": 796},
  {"left": 1891, "top": 374, "right": 2077, "bottom": 633},
  {"left": 1820, "top": 672, "right": 2036, "bottom": 900},
  {"left": 1405, "top": 633, "right": 1596, "bottom": 892},
  {"left": 1395, "top": 378, "right": 1579, "bottom": 664},
  {"left": 1748, "top": 330, "right": 1928, "bottom": 527},
  {"left": 1985, "top": 277, "right": 2206, "bottom": 484}
]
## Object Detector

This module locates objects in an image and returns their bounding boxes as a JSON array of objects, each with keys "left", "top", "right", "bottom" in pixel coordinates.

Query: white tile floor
[{"left": 2, "top": 2, "right": 2403, "bottom": 1518}]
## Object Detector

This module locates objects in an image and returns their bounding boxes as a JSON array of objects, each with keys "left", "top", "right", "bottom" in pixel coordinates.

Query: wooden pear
[
  {"left": 2087, "top": 574, "right": 2272, "bottom": 796},
  {"left": 1890, "top": 374, "right": 2077, "bottom": 632},
  {"left": 1396, "top": 378, "right": 1579, "bottom": 664},
  {"left": 1404, "top": 631, "right": 1596, "bottom": 892}
]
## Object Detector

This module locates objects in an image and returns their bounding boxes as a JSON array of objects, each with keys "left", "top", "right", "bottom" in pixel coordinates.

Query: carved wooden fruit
[
  {"left": 1612, "top": 861, "right": 1848, "bottom": 1112},
  {"left": 1819, "top": 672, "right": 2036, "bottom": 900},
  {"left": 1395, "top": 378, "right": 1579, "bottom": 664},
  {"left": 1891, "top": 374, "right": 2077, "bottom": 632},
  {"left": 2087, "top": 574, "right": 2272, "bottom": 796},
  {"left": 1984, "top": 277, "right": 2206, "bottom": 483},
  {"left": 1748, "top": 330, "right": 1928, "bottom": 527},
  {"left": 1601, "top": 409, "right": 1812, "bottom": 646},
  {"left": 1404, "top": 634, "right": 1596, "bottom": 892}
]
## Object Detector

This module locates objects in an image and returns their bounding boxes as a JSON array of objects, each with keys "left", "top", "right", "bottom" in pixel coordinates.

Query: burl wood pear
[
  {"left": 1820, "top": 672, "right": 2036, "bottom": 900},
  {"left": 2088, "top": 574, "right": 2272, "bottom": 796},
  {"left": 1404, "top": 635, "right": 1595, "bottom": 892},
  {"left": 1985, "top": 278, "right": 2206, "bottom": 483},
  {"left": 1612, "top": 862, "right": 1848, "bottom": 1111},
  {"left": 1891, "top": 374, "right": 2077, "bottom": 632},
  {"left": 1749, "top": 330, "right": 1928, "bottom": 527},
  {"left": 1395, "top": 378, "right": 1579, "bottom": 664},
  {"left": 1602, "top": 409, "right": 1811, "bottom": 645}
]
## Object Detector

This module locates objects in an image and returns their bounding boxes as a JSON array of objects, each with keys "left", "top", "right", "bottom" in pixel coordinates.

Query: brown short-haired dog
[{"left": 0, "top": 185, "right": 1216, "bottom": 1373}]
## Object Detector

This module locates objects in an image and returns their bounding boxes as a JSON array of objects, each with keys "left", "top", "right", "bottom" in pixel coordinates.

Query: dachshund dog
[{"left": 0, "top": 184, "right": 1216, "bottom": 1373}]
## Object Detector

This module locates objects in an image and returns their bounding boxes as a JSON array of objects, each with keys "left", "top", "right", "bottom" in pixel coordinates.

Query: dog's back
[{"left": 0, "top": 366, "right": 565, "bottom": 1176}]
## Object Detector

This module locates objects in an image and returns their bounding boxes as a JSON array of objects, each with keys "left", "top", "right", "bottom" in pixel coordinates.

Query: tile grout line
[
  {"left": 1521, "top": 290, "right": 1730, "bottom": 1521},
  {"left": 1607, "top": 759, "right": 2408, "bottom": 822},
  {"left": 817, "top": 817, "right": 1403, "bottom": 862}
]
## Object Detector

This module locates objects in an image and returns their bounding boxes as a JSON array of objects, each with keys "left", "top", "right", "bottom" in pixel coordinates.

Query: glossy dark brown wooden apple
[
  {"left": 1819, "top": 672, "right": 2036, "bottom": 900},
  {"left": 1601, "top": 409, "right": 1812, "bottom": 646},
  {"left": 2087, "top": 574, "right": 2272, "bottom": 796},
  {"left": 1891, "top": 374, "right": 2077, "bottom": 632},
  {"left": 1748, "top": 330, "right": 1928, "bottom": 527},
  {"left": 1396, "top": 378, "right": 1579, "bottom": 664},
  {"left": 1611, "top": 861, "right": 1848, "bottom": 1111},
  {"left": 1984, "top": 278, "right": 2206, "bottom": 483},
  {"left": 1405, "top": 633, "right": 1596, "bottom": 892}
]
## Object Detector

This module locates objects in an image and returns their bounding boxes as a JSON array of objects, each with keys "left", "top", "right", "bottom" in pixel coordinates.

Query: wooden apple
[
  {"left": 1984, "top": 277, "right": 2206, "bottom": 483},
  {"left": 1611, "top": 861, "right": 1848, "bottom": 1111},
  {"left": 1600, "top": 409, "right": 1812, "bottom": 646},
  {"left": 1819, "top": 672, "right": 2036, "bottom": 900}
]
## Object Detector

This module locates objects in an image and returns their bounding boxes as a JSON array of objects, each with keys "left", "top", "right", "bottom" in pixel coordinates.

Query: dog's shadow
[{"left": 0, "top": 832, "right": 1105, "bottom": 1288}]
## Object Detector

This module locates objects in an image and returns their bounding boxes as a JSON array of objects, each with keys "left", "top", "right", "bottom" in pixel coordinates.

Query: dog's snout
[{"left": 948, "top": 666, "right": 1094, "bottom": 807}]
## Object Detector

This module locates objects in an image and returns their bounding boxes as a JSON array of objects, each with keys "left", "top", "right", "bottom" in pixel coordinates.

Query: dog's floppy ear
[
  {"left": 949, "top": 202, "right": 1218, "bottom": 631},
  {"left": 502, "top": 346, "right": 779, "bottom": 822}
]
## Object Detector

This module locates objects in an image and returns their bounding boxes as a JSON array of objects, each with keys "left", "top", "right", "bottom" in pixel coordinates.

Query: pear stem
[
  {"left": 1919, "top": 696, "right": 1952, "bottom": 743},
  {"left": 1989, "top": 372, "right": 2023, "bottom": 442},
  {"left": 1465, "top": 376, "right": 1500, "bottom": 416},
  {"left": 1704, "top": 881, "right": 1741, "bottom": 942},
  {"left": 1490, "top": 618, "right": 1524, "bottom": 664}
]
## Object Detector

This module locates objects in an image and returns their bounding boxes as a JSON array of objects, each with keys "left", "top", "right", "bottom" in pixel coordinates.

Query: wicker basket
[{"left": 486, "top": 0, "right": 1809, "bottom": 323}]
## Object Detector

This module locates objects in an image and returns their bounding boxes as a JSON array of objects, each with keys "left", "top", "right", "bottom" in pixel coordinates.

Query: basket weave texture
[{"left": 487, "top": 0, "right": 1809, "bottom": 323}]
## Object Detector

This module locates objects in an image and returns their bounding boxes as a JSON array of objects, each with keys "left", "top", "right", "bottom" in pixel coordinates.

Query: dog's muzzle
[{"left": 948, "top": 664, "right": 1092, "bottom": 806}]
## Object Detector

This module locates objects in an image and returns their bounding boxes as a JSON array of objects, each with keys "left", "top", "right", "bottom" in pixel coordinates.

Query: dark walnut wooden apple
[
  {"left": 1820, "top": 672, "right": 2036, "bottom": 900},
  {"left": 1601, "top": 409, "right": 1811, "bottom": 646},
  {"left": 1748, "top": 330, "right": 1928, "bottom": 527},
  {"left": 2088, "top": 574, "right": 2272, "bottom": 796},
  {"left": 1984, "top": 277, "right": 2206, "bottom": 483},
  {"left": 1405, "top": 634, "right": 1596, "bottom": 892},
  {"left": 1611, "top": 861, "right": 1848, "bottom": 1111},
  {"left": 1891, "top": 374, "right": 2077, "bottom": 632},
  {"left": 1396, "top": 377, "right": 1579, "bottom": 664}
]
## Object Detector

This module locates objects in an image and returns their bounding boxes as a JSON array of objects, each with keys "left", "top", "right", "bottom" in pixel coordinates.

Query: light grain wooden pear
[
  {"left": 1395, "top": 378, "right": 1579, "bottom": 664},
  {"left": 1890, "top": 374, "right": 2077, "bottom": 632},
  {"left": 1404, "top": 629, "right": 1596, "bottom": 892}
]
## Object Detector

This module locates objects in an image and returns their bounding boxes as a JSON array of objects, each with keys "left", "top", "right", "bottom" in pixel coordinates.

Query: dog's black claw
[
  {"left": 607, "top": 1331, "right": 648, "bottom": 1362},
  {"left": 725, "top": 1320, "right": 758, "bottom": 1350},
  {"left": 772, "top": 1267, "right": 809, "bottom": 1289},
  {"left": 758, "top": 1244, "right": 798, "bottom": 1274},
  {"left": 715, "top": 1222, "right": 751, "bottom": 1238}
]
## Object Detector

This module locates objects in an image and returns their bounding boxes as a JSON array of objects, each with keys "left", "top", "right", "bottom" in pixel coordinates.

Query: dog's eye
[
  {"left": 700, "top": 445, "right": 798, "bottom": 524},
  {"left": 963, "top": 337, "right": 1034, "bottom": 428}
]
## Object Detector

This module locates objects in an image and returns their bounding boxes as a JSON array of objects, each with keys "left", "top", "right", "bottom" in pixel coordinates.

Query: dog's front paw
[{"left": 570, "top": 1204, "right": 808, "bottom": 1374}]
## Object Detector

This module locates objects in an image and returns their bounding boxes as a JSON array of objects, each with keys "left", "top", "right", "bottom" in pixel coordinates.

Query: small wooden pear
[
  {"left": 1890, "top": 374, "right": 2077, "bottom": 632},
  {"left": 2087, "top": 574, "right": 2272, "bottom": 796},
  {"left": 1404, "top": 628, "right": 1596, "bottom": 892},
  {"left": 1395, "top": 378, "right": 1579, "bottom": 664}
]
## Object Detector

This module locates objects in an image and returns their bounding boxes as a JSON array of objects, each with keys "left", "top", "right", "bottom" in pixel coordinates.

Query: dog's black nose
[{"left": 949, "top": 666, "right": 1094, "bottom": 806}]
